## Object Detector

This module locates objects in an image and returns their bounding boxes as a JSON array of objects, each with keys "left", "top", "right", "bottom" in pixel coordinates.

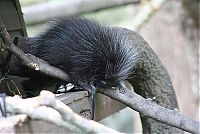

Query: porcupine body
[
  {"left": 9, "top": 17, "right": 181, "bottom": 133},
  {"left": 18, "top": 17, "right": 139, "bottom": 97}
]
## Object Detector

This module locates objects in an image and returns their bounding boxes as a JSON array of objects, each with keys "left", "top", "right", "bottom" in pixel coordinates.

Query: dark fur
[{"left": 21, "top": 17, "right": 138, "bottom": 96}]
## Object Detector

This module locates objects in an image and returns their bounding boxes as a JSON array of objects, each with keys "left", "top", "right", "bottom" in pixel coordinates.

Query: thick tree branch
[
  {"left": 4, "top": 90, "right": 121, "bottom": 133},
  {"left": 97, "top": 83, "right": 200, "bottom": 134}
]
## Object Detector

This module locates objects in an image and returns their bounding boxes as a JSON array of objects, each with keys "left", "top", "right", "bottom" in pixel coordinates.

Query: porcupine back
[{"left": 32, "top": 17, "right": 139, "bottom": 87}]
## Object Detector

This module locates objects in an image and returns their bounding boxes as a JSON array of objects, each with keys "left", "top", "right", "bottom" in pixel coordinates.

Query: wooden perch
[{"left": 4, "top": 90, "right": 121, "bottom": 133}]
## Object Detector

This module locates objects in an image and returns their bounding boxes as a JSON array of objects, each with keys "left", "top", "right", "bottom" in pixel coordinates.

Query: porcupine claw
[{"left": 88, "top": 84, "right": 96, "bottom": 120}]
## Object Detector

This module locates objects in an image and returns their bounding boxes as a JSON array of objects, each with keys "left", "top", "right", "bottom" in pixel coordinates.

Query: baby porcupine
[{"left": 20, "top": 17, "right": 138, "bottom": 96}]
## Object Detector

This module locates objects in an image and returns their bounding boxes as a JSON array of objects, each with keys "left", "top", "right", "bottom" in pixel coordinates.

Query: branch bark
[{"left": 97, "top": 83, "right": 200, "bottom": 134}]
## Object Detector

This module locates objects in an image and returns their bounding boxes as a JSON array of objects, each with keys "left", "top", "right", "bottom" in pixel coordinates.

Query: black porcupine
[
  {"left": 9, "top": 17, "right": 181, "bottom": 132},
  {"left": 19, "top": 17, "right": 139, "bottom": 96}
]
